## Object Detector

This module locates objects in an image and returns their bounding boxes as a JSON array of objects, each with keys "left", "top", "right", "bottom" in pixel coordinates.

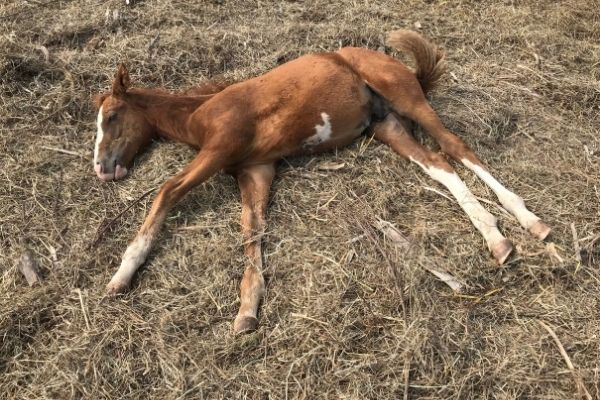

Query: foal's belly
[
  {"left": 251, "top": 94, "right": 374, "bottom": 161},
  {"left": 250, "top": 109, "right": 370, "bottom": 163},
  {"left": 295, "top": 111, "right": 369, "bottom": 155}
]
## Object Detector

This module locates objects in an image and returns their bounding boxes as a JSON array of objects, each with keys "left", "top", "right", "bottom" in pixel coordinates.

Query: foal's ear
[{"left": 112, "top": 63, "right": 131, "bottom": 97}]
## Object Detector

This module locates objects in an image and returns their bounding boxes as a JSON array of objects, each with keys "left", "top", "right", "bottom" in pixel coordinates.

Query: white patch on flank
[
  {"left": 410, "top": 157, "right": 506, "bottom": 249},
  {"left": 304, "top": 112, "right": 332, "bottom": 147},
  {"left": 462, "top": 159, "right": 540, "bottom": 229},
  {"left": 109, "top": 234, "right": 152, "bottom": 286},
  {"left": 94, "top": 106, "right": 104, "bottom": 165}
]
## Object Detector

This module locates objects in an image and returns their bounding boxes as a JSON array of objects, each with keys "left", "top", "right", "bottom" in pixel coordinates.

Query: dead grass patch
[{"left": 1, "top": 0, "right": 599, "bottom": 398}]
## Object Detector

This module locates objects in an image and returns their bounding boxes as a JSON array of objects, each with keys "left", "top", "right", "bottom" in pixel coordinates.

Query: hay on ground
[{"left": 1, "top": 0, "right": 599, "bottom": 398}]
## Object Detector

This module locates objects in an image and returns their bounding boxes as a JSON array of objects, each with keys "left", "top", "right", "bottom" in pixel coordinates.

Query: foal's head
[{"left": 93, "top": 64, "right": 154, "bottom": 181}]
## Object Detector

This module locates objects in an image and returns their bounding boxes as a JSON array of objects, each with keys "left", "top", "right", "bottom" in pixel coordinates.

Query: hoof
[
  {"left": 105, "top": 279, "right": 129, "bottom": 296},
  {"left": 491, "top": 239, "right": 513, "bottom": 265},
  {"left": 529, "top": 220, "right": 551, "bottom": 240},
  {"left": 233, "top": 315, "right": 258, "bottom": 334}
]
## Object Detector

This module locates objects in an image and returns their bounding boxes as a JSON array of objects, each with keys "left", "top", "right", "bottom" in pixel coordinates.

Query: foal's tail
[{"left": 386, "top": 29, "right": 446, "bottom": 94}]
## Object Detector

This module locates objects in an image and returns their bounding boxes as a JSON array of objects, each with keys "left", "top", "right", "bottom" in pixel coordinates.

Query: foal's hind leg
[
  {"left": 233, "top": 163, "right": 275, "bottom": 333},
  {"left": 373, "top": 114, "right": 513, "bottom": 263},
  {"left": 404, "top": 102, "right": 551, "bottom": 240}
]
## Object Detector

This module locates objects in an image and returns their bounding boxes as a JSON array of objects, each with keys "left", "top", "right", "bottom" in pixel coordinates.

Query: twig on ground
[
  {"left": 403, "top": 354, "right": 411, "bottom": 400},
  {"left": 316, "top": 161, "right": 345, "bottom": 171},
  {"left": 374, "top": 219, "right": 462, "bottom": 292},
  {"left": 538, "top": 320, "right": 592, "bottom": 400},
  {"left": 422, "top": 186, "right": 453, "bottom": 202},
  {"left": 426, "top": 269, "right": 463, "bottom": 292},
  {"left": 374, "top": 218, "right": 411, "bottom": 250},
  {"left": 74, "top": 288, "right": 91, "bottom": 330},
  {"left": 545, "top": 242, "right": 564, "bottom": 263},
  {"left": 353, "top": 212, "right": 413, "bottom": 397},
  {"left": 571, "top": 223, "right": 582, "bottom": 263},
  {"left": 89, "top": 187, "right": 156, "bottom": 248},
  {"left": 41, "top": 145, "right": 86, "bottom": 158}
]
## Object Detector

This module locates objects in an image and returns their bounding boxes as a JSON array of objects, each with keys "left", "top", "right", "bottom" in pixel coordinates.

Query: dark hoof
[
  {"left": 491, "top": 239, "right": 513, "bottom": 265},
  {"left": 233, "top": 316, "right": 258, "bottom": 334},
  {"left": 529, "top": 220, "right": 551, "bottom": 241}
]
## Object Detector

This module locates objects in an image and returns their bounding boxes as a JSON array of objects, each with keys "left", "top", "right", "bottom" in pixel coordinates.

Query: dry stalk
[
  {"left": 89, "top": 187, "right": 156, "bottom": 248},
  {"left": 538, "top": 320, "right": 592, "bottom": 400}
]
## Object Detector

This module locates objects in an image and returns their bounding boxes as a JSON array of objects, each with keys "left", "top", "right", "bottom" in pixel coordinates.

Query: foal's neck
[{"left": 128, "top": 86, "right": 220, "bottom": 147}]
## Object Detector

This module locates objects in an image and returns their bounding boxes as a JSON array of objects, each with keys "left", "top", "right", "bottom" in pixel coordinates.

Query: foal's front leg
[
  {"left": 106, "top": 150, "right": 224, "bottom": 294},
  {"left": 233, "top": 163, "right": 275, "bottom": 333}
]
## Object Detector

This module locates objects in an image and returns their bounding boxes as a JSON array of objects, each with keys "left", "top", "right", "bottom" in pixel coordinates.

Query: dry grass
[{"left": 1, "top": 0, "right": 599, "bottom": 398}]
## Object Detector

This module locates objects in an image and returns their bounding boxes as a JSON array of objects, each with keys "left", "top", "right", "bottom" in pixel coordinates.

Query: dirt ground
[{"left": 1, "top": 0, "right": 599, "bottom": 399}]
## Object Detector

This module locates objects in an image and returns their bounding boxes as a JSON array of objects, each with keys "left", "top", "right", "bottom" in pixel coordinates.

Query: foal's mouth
[{"left": 94, "top": 163, "right": 128, "bottom": 181}]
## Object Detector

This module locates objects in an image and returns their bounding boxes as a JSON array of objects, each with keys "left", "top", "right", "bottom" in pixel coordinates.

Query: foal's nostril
[{"left": 98, "top": 158, "right": 116, "bottom": 176}]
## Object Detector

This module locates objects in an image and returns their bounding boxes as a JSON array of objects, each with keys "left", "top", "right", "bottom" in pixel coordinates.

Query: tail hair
[{"left": 386, "top": 29, "right": 446, "bottom": 94}]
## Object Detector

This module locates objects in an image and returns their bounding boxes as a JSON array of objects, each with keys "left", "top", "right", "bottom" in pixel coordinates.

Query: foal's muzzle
[{"left": 94, "top": 156, "right": 128, "bottom": 181}]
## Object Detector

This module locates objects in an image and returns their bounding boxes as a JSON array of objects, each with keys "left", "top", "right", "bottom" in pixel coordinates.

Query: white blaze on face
[
  {"left": 109, "top": 234, "right": 153, "bottom": 286},
  {"left": 94, "top": 105, "right": 104, "bottom": 166},
  {"left": 461, "top": 159, "right": 540, "bottom": 230},
  {"left": 410, "top": 157, "right": 506, "bottom": 249},
  {"left": 304, "top": 112, "right": 332, "bottom": 147}
]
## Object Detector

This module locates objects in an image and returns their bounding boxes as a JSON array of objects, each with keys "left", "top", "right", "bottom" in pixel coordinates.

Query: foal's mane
[{"left": 93, "top": 78, "right": 234, "bottom": 110}]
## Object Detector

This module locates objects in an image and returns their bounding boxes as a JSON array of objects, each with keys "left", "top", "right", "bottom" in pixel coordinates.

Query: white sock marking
[
  {"left": 304, "top": 112, "right": 332, "bottom": 147},
  {"left": 410, "top": 158, "right": 505, "bottom": 248},
  {"left": 462, "top": 159, "right": 540, "bottom": 229},
  {"left": 110, "top": 234, "right": 152, "bottom": 285},
  {"left": 94, "top": 106, "right": 104, "bottom": 165}
]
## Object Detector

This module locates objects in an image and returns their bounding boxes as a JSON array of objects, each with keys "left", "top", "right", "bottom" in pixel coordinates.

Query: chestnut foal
[{"left": 94, "top": 30, "right": 550, "bottom": 333}]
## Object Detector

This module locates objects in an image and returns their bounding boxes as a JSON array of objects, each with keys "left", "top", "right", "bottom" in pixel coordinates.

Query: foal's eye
[{"left": 107, "top": 112, "right": 117, "bottom": 123}]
